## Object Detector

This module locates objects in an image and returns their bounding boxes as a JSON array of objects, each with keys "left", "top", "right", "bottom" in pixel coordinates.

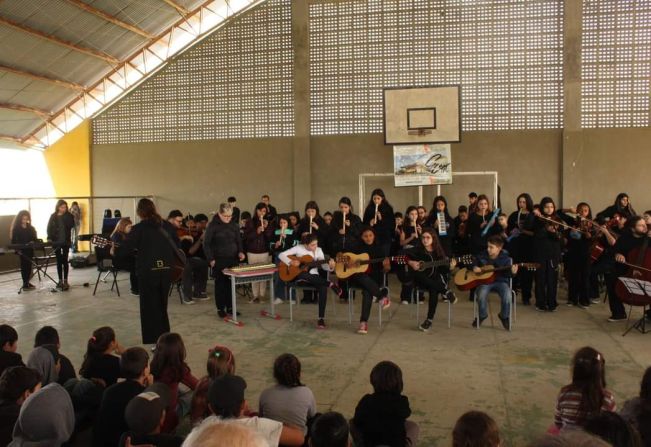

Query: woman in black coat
[
  {"left": 46, "top": 199, "right": 75, "bottom": 290},
  {"left": 203, "top": 203, "right": 245, "bottom": 318},
  {"left": 117, "top": 198, "right": 176, "bottom": 344}
]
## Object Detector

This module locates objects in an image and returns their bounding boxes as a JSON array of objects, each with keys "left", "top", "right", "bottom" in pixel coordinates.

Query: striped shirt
[{"left": 554, "top": 388, "right": 616, "bottom": 428}]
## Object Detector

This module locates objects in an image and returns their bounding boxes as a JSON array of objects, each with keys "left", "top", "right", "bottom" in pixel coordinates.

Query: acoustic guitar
[
  {"left": 278, "top": 254, "right": 331, "bottom": 282},
  {"left": 397, "top": 254, "right": 473, "bottom": 282},
  {"left": 334, "top": 253, "right": 407, "bottom": 279},
  {"left": 91, "top": 235, "right": 186, "bottom": 282},
  {"left": 454, "top": 262, "right": 539, "bottom": 291}
]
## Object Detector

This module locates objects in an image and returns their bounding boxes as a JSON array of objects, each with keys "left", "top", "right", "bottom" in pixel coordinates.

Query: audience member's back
[
  {"left": 309, "top": 412, "right": 350, "bottom": 447},
  {"left": 452, "top": 411, "right": 500, "bottom": 447},
  {"left": 259, "top": 354, "right": 316, "bottom": 436},
  {"left": 33, "top": 326, "right": 76, "bottom": 384},
  {"left": 584, "top": 411, "right": 643, "bottom": 447},
  {"left": 181, "top": 422, "right": 266, "bottom": 447},
  {"left": 620, "top": 366, "right": 651, "bottom": 447},
  {"left": 9, "top": 382, "right": 74, "bottom": 447},
  {"left": 0, "top": 366, "right": 41, "bottom": 447},
  {"left": 352, "top": 361, "right": 412, "bottom": 447},
  {"left": 0, "top": 325, "right": 24, "bottom": 377},
  {"left": 93, "top": 347, "right": 151, "bottom": 447}
]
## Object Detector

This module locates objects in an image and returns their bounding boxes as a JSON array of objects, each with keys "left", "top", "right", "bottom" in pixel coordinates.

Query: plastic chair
[{"left": 472, "top": 278, "right": 517, "bottom": 331}]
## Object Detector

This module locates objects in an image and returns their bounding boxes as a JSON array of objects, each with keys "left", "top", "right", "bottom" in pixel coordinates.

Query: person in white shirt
[
  {"left": 196, "top": 375, "right": 304, "bottom": 447},
  {"left": 278, "top": 234, "right": 342, "bottom": 329}
]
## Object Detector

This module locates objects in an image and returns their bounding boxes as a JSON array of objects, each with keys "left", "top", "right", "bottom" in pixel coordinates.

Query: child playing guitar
[
  {"left": 471, "top": 235, "right": 519, "bottom": 329},
  {"left": 404, "top": 228, "right": 458, "bottom": 332},
  {"left": 278, "top": 234, "right": 342, "bottom": 329},
  {"left": 344, "top": 227, "right": 391, "bottom": 335}
]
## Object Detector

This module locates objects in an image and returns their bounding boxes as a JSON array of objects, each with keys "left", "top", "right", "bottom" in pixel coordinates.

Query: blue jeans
[{"left": 476, "top": 281, "right": 511, "bottom": 320}]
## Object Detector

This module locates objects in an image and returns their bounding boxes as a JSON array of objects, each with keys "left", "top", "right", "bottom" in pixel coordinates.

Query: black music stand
[
  {"left": 618, "top": 277, "right": 651, "bottom": 336},
  {"left": 12, "top": 242, "right": 60, "bottom": 294}
]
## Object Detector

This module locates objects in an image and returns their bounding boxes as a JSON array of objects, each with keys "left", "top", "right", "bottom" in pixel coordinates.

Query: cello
[{"left": 615, "top": 236, "right": 651, "bottom": 334}]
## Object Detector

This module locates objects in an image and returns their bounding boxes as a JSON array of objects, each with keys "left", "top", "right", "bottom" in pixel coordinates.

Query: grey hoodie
[
  {"left": 9, "top": 383, "right": 74, "bottom": 447},
  {"left": 26, "top": 346, "right": 58, "bottom": 385}
]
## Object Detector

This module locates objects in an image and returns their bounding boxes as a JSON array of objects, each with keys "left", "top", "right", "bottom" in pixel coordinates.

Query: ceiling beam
[
  {"left": 62, "top": 0, "right": 155, "bottom": 39},
  {"left": 0, "top": 16, "right": 119, "bottom": 64},
  {"left": 0, "top": 64, "right": 85, "bottom": 91},
  {"left": 0, "top": 102, "right": 51, "bottom": 117},
  {"left": 159, "top": 0, "right": 190, "bottom": 15},
  {"left": 0, "top": 133, "right": 42, "bottom": 147}
]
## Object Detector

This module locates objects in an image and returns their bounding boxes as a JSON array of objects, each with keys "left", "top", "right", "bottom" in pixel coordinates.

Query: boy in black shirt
[
  {"left": 94, "top": 347, "right": 154, "bottom": 447},
  {"left": 0, "top": 324, "right": 24, "bottom": 377}
]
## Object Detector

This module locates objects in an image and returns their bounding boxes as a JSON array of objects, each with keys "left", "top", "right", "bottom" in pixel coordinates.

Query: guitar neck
[{"left": 359, "top": 256, "right": 396, "bottom": 265}]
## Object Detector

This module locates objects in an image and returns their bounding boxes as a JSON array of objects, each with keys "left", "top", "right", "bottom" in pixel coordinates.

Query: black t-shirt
[
  {"left": 93, "top": 380, "right": 146, "bottom": 447},
  {"left": 0, "top": 350, "right": 24, "bottom": 376},
  {"left": 353, "top": 392, "right": 411, "bottom": 447},
  {"left": 81, "top": 354, "right": 121, "bottom": 387}
]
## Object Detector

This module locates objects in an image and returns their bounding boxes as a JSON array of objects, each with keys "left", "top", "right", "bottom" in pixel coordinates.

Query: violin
[
  {"left": 535, "top": 214, "right": 591, "bottom": 236},
  {"left": 177, "top": 227, "right": 191, "bottom": 238}
]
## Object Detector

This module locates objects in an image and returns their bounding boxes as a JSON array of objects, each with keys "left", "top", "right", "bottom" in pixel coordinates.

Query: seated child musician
[{"left": 472, "top": 235, "right": 519, "bottom": 330}]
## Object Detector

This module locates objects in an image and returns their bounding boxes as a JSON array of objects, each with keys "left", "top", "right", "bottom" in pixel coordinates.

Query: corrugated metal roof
[
  {"left": 0, "top": 0, "right": 262, "bottom": 144},
  {"left": 0, "top": 0, "right": 208, "bottom": 142},
  {"left": 0, "top": 109, "right": 43, "bottom": 136}
]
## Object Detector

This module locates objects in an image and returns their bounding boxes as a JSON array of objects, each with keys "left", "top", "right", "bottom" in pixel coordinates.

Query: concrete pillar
[
  {"left": 561, "top": 0, "right": 583, "bottom": 207},
  {"left": 291, "top": 0, "right": 311, "bottom": 209}
]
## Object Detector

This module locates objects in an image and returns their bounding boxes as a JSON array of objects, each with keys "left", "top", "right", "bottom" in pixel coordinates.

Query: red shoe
[
  {"left": 357, "top": 322, "right": 368, "bottom": 334},
  {"left": 380, "top": 297, "right": 391, "bottom": 310}
]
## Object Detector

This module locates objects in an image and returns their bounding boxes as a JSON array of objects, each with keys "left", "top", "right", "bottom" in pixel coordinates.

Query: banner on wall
[{"left": 393, "top": 144, "right": 452, "bottom": 187}]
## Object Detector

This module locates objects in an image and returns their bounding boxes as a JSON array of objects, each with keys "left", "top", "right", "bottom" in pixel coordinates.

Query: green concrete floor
[{"left": 1, "top": 267, "right": 650, "bottom": 446}]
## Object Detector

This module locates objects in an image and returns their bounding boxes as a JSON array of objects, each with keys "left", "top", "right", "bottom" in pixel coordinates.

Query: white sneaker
[
  {"left": 273, "top": 298, "right": 284, "bottom": 305},
  {"left": 401, "top": 300, "right": 409, "bottom": 305}
]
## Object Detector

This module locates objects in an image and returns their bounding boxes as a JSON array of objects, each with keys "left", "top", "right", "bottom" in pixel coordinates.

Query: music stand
[
  {"left": 618, "top": 277, "right": 651, "bottom": 336},
  {"left": 11, "top": 243, "right": 61, "bottom": 294}
]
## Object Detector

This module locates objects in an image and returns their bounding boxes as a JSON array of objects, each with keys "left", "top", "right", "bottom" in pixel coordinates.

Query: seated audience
[
  {"left": 554, "top": 347, "right": 616, "bottom": 431},
  {"left": 585, "top": 411, "right": 643, "bottom": 447},
  {"left": 352, "top": 361, "right": 419, "bottom": 447},
  {"left": 200, "top": 374, "right": 304, "bottom": 446},
  {"left": 79, "top": 326, "right": 125, "bottom": 388},
  {"left": 93, "top": 347, "right": 153, "bottom": 447},
  {"left": 530, "top": 431, "right": 611, "bottom": 447},
  {"left": 259, "top": 354, "right": 316, "bottom": 436},
  {"left": 9, "top": 382, "right": 74, "bottom": 447},
  {"left": 0, "top": 366, "right": 41, "bottom": 447},
  {"left": 452, "top": 411, "right": 500, "bottom": 447},
  {"left": 0, "top": 325, "right": 23, "bottom": 376},
  {"left": 310, "top": 412, "right": 350, "bottom": 447},
  {"left": 151, "top": 333, "right": 198, "bottom": 433},
  {"left": 190, "top": 345, "right": 236, "bottom": 426},
  {"left": 119, "top": 385, "right": 183, "bottom": 447},
  {"left": 33, "top": 326, "right": 76, "bottom": 384},
  {"left": 182, "top": 419, "right": 266, "bottom": 447},
  {"left": 620, "top": 366, "right": 651, "bottom": 446}
]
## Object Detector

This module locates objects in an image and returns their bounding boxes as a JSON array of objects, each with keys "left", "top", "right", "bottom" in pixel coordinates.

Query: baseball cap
[
  {"left": 124, "top": 384, "right": 170, "bottom": 435},
  {"left": 207, "top": 375, "right": 247, "bottom": 415}
]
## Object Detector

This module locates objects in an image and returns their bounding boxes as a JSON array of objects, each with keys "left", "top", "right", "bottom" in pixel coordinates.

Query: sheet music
[{"left": 618, "top": 277, "right": 651, "bottom": 296}]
